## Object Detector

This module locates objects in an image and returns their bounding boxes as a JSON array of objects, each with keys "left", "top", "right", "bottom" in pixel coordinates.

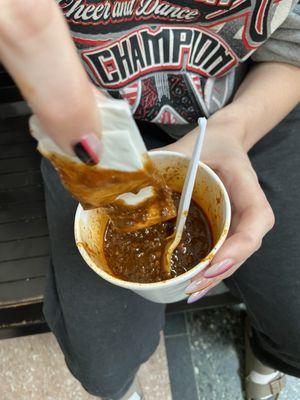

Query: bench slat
[
  {"left": 0, "top": 256, "right": 49, "bottom": 283},
  {"left": 0, "top": 277, "right": 45, "bottom": 307},
  {"left": 0, "top": 236, "right": 49, "bottom": 262},
  {"left": 0, "top": 155, "right": 40, "bottom": 174},
  {"left": 0, "top": 129, "right": 33, "bottom": 145},
  {"left": 0, "top": 201, "right": 46, "bottom": 224},
  {"left": 0, "top": 218, "right": 48, "bottom": 242},
  {"left": 0, "top": 116, "right": 29, "bottom": 133},
  {"left": 0, "top": 170, "right": 42, "bottom": 190},
  {"left": 0, "top": 186, "right": 44, "bottom": 204},
  {"left": 0, "top": 142, "right": 37, "bottom": 159}
]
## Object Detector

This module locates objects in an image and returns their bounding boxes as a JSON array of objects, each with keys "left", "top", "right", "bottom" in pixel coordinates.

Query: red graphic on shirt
[{"left": 119, "top": 82, "right": 141, "bottom": 112}]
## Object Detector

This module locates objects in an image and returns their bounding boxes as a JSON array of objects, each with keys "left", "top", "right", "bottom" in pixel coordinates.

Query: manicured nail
[
  {"left": 73, "top": 133, "right": 101, "bottom": 165},
  {"left": 185, "top": 277, "right": 211, "bottom": 294},
  {"left": 187, "top": 289, "right": 210, "bottom": 304},
  {"left": 203, "top": 259, "right": 235, "bottom": 278}
]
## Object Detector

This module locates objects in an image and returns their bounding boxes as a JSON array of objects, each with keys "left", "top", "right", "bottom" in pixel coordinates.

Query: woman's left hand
[{"left": 159, "top": 119, "right": 275, "bottom": 303}]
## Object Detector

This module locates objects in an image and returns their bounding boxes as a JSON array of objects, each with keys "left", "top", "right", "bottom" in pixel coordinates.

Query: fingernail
[
  {"left": 203, "top": 259, "right": 235, "bottom": 278},
  {"left": 187, "top": 289, "right": 210, "bottom": 304},
  {"left": 185, "top": 277, "right": 211, "bottom": 294},
  {"left": 73, "top": 133, "right": 102, "bottom": 165}
]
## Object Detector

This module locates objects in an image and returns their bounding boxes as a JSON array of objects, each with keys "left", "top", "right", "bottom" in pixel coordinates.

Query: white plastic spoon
[{"left": 163, "top": 117, "right": 207, "bottom": 274}]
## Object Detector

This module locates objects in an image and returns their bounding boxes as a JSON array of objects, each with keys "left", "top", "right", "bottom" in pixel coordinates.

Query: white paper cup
[{"left": 74, "top": 150, "right": 231, "bottom": 304}]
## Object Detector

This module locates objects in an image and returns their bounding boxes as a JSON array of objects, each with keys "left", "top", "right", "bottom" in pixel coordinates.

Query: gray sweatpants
[{"left": 41, "top": 106, "right": 300, "bottom": 399}]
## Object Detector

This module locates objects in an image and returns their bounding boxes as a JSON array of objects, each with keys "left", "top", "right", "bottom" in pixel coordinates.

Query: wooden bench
[
  {"left": 0, "top": 75, "right": 50, "bottom": 337},
  {"left": 0, "top": 66, "right": 238, "bottom": 339}
]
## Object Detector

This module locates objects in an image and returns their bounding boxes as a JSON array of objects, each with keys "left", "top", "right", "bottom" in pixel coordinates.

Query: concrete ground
[{"left": 1, "top": 306, "right": 299, "bottom": 400}]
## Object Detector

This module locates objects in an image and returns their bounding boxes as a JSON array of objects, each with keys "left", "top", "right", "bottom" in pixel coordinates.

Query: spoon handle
[{"left": 174, "top": 117, "right": 207, "bottom": 241}]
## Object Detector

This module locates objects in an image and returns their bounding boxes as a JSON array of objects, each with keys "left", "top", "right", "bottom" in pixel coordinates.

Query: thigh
[
  {"left": 226, "top": 106, "right": 300, "bottom": 364},
  {"left": 41, "top": 123, "right": 170, "bottom": 394}
]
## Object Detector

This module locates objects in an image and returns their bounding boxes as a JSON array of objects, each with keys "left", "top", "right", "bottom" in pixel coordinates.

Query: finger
[
  {"left": 185, "top": 272, "right": 221, "bottom": 294},
  {"left": 205, "top": 262, "right": 243, "bottom": 281},
  {"left": 187, "top": 288, "right": 211, "bottom": 304},
  {"left": 203, "top": 159, "right": 274, "bottom": 278},
  {"left": 195, "top": 262, "right": 243, "bottom": 291},
  {"left": 187, "top": 280, "right": 221, "bottom": 304},
  {"left": 186, "top": 262, "right": 243, "bottom": 302},
  {"left": 0, "top": 0, "right": 102, "bottom": 159},
  {"left": 185, "top": 262, "right": 243, "bottom": 294}
]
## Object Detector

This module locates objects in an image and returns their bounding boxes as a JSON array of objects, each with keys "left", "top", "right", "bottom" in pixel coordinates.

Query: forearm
[
  {"left": 172, "top": 62, "right": 300, "bottom": 155},
  {"left": 209, "top": 62, "right": 300, "bottom": 151},
  {"left": 0, "top": 0, "right": 102, "bottom": 157}
]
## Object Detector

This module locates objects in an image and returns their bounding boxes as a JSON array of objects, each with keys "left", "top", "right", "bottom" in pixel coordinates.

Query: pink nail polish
[
  {"left": 187, "top": 289, "right": 210, "bottom": 304},
  {"left": 73, "top": 133, "right": 102, "bottom": 165},
  {"left": 203, "top": 259, "right": 235, "bottom": 278},
  {"left": 185, "top": 277, "right": 211, "bottom": 294}
]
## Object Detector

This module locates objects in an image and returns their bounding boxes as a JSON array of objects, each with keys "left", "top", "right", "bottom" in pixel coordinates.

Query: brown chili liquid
[{"left": 103, "top": 192, "right": 213, "bottom": 283}]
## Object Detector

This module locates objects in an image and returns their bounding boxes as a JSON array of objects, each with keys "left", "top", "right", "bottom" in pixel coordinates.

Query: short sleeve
[{"left": 252, "top": 1, "right": 300, "bottom": 67}]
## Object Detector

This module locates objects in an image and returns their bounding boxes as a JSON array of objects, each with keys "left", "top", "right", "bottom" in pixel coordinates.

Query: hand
[
  {"left": 160, "top": 120, "right": 275, "bottom": 303},
  {"left": 0, "top": 0, "right": 102, "bottom": 163}
]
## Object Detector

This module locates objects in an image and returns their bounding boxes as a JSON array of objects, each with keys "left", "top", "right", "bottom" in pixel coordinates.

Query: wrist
[
  {"left": 207, "top": 105, "right": 249, "bottom": 151},
  {"left": 163, "top": 106, "right": 250, "bottom": 158}
]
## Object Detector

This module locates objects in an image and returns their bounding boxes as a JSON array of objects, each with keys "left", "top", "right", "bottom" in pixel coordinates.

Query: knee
[
  {"left": 71, "top": 359, "right": 137, "bottom": 399},
  {"left": 260, "top": 314, "right": 300, "bottom": 362}
]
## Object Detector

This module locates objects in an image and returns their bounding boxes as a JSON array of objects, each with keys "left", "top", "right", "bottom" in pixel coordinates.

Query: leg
[
  {"left": 41, "top": 124, "right": 171, "bottom": 399},
  {"left": 226, "top": 105, "right": 300, "bottom": 377}
]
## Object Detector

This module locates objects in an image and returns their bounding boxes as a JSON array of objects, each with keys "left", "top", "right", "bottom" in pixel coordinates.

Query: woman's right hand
[{"left": 0, "top": 0, "right": 102, "bottom": 164}]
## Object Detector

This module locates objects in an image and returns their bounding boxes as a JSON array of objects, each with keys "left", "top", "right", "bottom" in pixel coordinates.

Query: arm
[
  {"left": 0, "top": 0, "right": 102, "bottom": 161},
  {"left": 164, "top": 62, "right": 300, "bottom": 302},
  {"left": 170, "top": 62, "right": 300, "bottom": 156},
  {"left": 214, "top": 62, "right": 300, "bottom": 150}
]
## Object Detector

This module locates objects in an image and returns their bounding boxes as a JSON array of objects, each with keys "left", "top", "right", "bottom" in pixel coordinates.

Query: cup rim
[{"left": 74, "top": 150, "right": 231, "bottom": 291}]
